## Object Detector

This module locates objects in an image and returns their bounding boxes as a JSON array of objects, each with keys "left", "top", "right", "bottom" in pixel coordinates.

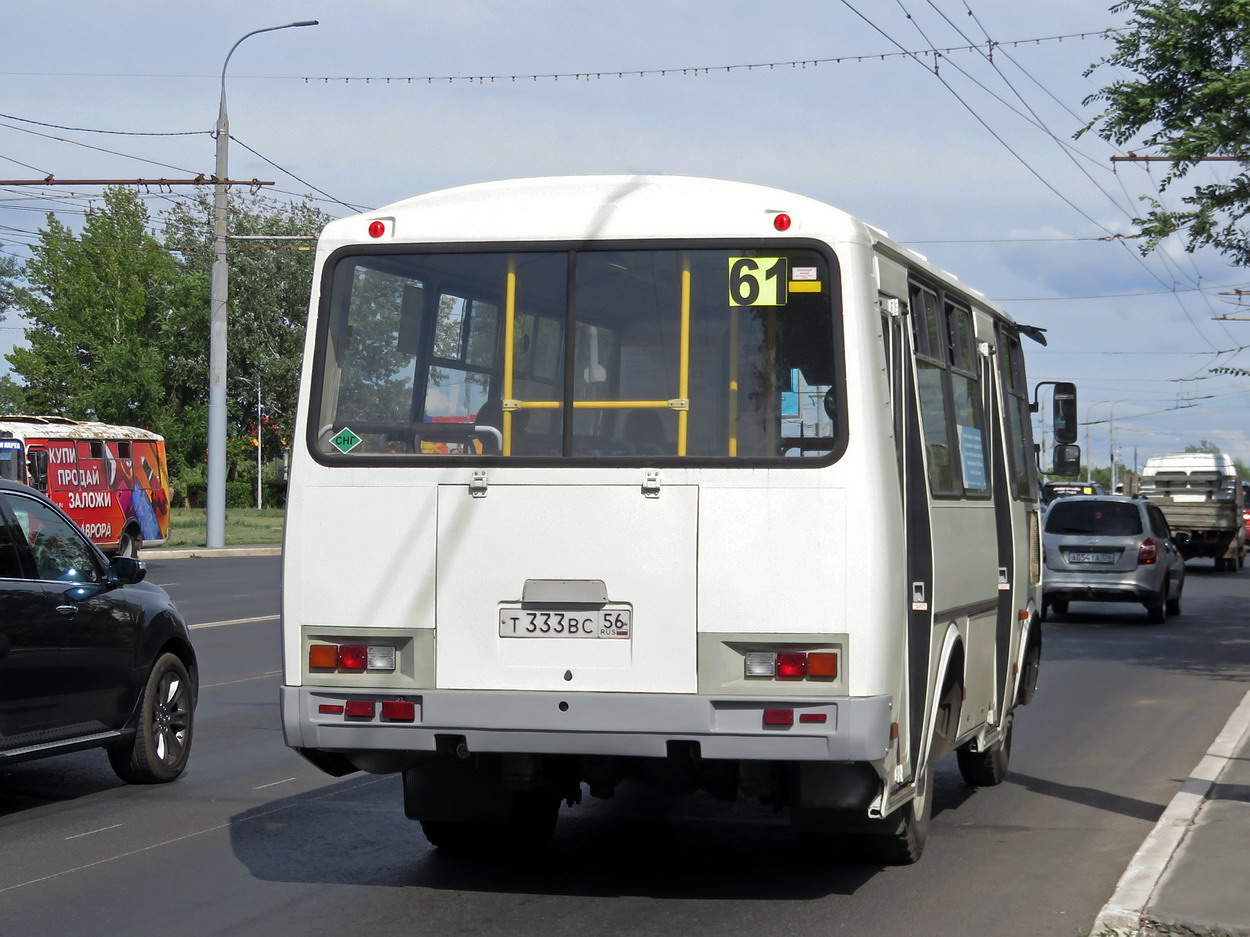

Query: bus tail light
[
  {"left": 344, "top": 700, "right": 375, "bottom": 718},
  {"left": 308, "top": 642, "right": 398, "bottom": 673},
  {"left": 776, "top": 652, "right": 807, "bottom": 680},
  {"left": 744, "top": 649, "right": 839, "bottom": 682}
]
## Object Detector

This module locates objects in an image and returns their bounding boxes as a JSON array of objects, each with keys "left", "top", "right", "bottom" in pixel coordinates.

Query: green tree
[
  {"left": 161, "top": 192, "right": 329, "bottom": 476},
  {"left": 6, "top": 187, "right": 184, "bottom": 430},
  {"left": 1081, "top": 1, "right": 1250, "bottom": 263}
]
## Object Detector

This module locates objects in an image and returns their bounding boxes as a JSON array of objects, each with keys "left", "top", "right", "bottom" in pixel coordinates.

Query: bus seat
[
  {"left": 624, "top": 409, "right": 667, "bottom": 455},
  {"left": 474, "top": 399, "right": 503, "bottom": 454}
]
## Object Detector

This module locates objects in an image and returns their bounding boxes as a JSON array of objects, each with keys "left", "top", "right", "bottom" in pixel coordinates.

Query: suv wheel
[{"left": 108, "top": 652, "right": 194, "bottom": 783}]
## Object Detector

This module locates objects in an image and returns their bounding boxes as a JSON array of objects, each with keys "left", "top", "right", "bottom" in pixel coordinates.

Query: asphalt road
[{"left": 1, "top": 555, "right": 1248, "bottom": 937}]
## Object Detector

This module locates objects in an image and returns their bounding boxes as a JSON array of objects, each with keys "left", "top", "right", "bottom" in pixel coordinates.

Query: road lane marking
[
  {"left": 202, "top": 670, "right": 281, "bottom": 689},
  {"left": 65, "top": 824, "right": 123, "bottom": 840},
  {"left": 254, "top": 778, "right": 297, "bottom": 790},
  {"left": 189, "top": 614, "right": 279, "bottom": 630}
]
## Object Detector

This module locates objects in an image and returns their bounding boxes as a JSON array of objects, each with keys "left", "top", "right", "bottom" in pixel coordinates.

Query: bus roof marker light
[
  {"left": 773, "top": 212, "right": 792, "bottom": 231},
  {"left": 368, "top": 220, "right": 386, "bottom": 238}
]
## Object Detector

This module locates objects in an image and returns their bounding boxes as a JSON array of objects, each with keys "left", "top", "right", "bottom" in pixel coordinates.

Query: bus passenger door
[{"left": 27, "top": 447, "right": 48, "bottom": 492}]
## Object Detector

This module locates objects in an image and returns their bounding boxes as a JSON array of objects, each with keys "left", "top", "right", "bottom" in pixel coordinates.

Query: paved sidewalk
[{"left": 1094, "top": 687, "right": 1250, "bottom": 937}]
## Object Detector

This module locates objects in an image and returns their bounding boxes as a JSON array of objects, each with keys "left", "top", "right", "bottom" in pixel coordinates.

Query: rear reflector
[
  {"left": 380, "top": 699, "right": 416, "bottom": 721},
  {"left": 317, "top": 703, "right": 345, "bottom": 715},
  {"left": 344, "top": 700, "right": 375, "bottom": 718},
  {"left": 763, "top": 708, "right": 794, "bottom": 726},
  {"left": 798, "top": 712, "right": 827, "bottom": 724}
]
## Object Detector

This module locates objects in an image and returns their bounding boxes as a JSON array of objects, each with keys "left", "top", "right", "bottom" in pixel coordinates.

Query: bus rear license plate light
[
  {"left": 338, "top": 646, "right": 368, "bottom": 671},
  {"left": 763, "top": 708, "right": 794, "bottom": 726},
  {"left": 380, "top": 699, "right": 415, "bottom": 721},
  {"left": 344, "top": 700, "right": 375, "bottom": 718},
  {"left": 744, "top": 652, "right": 776, "bottom": 677}
]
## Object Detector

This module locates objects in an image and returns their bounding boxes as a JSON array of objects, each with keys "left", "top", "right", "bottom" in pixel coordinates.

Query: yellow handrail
[
  {"left": 503, "top": 260, "right": 517, "bottom": 455},
  {"left": 678, "top": 257, "right": 691, "bottom": 456}
]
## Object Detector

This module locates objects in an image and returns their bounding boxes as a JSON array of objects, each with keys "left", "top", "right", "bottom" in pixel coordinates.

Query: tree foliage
[
  {"left": 1, "top": 186, "right": 329, "bottom": 499},
  {"left": 1081, "top": 0, "right": 1250, "bottom": 264}
]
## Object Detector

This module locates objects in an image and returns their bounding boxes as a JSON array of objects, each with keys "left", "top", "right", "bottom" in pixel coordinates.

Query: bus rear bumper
[{"left": 281, "top": 685, "right": 894, "bottom": 767}]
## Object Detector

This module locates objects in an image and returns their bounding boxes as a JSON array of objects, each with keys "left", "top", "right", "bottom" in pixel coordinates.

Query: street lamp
[{"left": 207, "top": 19, "right": 317, "bottom": 548}]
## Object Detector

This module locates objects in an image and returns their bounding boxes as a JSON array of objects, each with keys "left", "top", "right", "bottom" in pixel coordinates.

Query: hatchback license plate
[
  {"left": 1069, "top": 551, "right": 1115, "bottom": 564},
  {"left": 499, "top": 608, "right": 632, "bottom": 639}
]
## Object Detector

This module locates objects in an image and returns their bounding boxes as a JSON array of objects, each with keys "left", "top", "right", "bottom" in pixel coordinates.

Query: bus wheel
[
  {"left": 956, "top": 713, "right": 1013, "bottom": 787},
  {"left": 862, "top": 751, "right": 933, "bottom": 865},
  {"left": 420, "top": 791, "right": 559, "bottom": 856},
  {"left": 117, "top": 527, "right": 143, "bottom": 559}
]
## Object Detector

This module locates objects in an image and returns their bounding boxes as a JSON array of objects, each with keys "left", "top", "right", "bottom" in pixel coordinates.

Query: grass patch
[{"left": 164, "top": 507, "right": 285, "bottom": 548}]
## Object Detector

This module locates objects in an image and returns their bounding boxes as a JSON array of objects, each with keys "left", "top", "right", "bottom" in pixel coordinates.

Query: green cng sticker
[
  {"left": 728, "top": 256, "right": 788, "bottom": 306},
  {"left": 330, "top": 427, "right": 363, "bottom": 454}
]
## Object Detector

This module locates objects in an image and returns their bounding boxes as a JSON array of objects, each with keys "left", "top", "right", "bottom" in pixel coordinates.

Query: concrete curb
[
  {"left": 138, "top": 545, "right": 281, "bottom": 560},
  {"left": 1092, "top": 686, "right": 1250, "bottom": 936}
]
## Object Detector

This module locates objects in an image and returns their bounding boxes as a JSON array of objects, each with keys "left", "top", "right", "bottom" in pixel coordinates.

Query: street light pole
[{"left": 207, "top": 20, "right": 317, "bottom": 548}]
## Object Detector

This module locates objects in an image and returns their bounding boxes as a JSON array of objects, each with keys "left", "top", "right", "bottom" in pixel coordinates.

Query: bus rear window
[{"left": 312, "top": 246, "right": 841, "bottom": 462}]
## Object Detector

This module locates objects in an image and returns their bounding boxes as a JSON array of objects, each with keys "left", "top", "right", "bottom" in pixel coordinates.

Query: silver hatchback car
[{"left": 1042, "top": 495, "right": 1186, "bottom": 623}]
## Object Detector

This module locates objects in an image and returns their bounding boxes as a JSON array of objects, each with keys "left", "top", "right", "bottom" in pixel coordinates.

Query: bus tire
[
  {"left": 420, "top": 790, "right": 559, "bottom": 856},
  {"left": 862, "top": 750, "right": 933, "bottom": 865},
  {"left": 956, "top": 713, "right": 1012, "bottom": 787},
  {"left": 117, "top": 527, "right": 143, "bottom": 559},
  {"left": 108, "top": 652, "right": 194, "bottom": 784}
]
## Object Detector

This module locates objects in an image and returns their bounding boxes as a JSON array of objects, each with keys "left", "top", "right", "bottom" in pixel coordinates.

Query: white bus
[{"left": 281, "top": 175, "right": 1078, "bottom": 863}]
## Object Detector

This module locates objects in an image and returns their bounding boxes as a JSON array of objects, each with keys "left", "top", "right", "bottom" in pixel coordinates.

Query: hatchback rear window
[{"left": 1045, "top": 501, "right": 1143, "bottom": 536}]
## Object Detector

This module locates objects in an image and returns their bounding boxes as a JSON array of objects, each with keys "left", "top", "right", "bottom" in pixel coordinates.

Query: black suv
[{"left": 0, "top": 478, "right": 196, "bottom": 782}]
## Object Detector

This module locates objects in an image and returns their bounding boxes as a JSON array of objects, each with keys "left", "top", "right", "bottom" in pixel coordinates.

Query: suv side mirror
[
  {"left": 1052, "top": 443, "right": 1081, "bottom": 477},
  {"left": 1052, "top": 382, "right": 1078, "bottom": 444},
  {"left": 107, "top": 555, "right": 147, "bottom": 585}
]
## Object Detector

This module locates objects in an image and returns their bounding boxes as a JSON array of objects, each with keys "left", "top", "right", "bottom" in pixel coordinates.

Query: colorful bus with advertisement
[{"left": 0, "top": 415, "right": 171, "bottom": 556}]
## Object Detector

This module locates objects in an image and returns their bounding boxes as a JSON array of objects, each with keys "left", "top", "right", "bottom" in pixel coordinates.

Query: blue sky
[{"left": 2, "top": 0, "right": 1247, "bottom": 466}]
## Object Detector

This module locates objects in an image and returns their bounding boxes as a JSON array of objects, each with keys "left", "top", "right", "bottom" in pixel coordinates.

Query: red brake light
[
  {"left": 338, "top": 645, "right": 368, "bottom": 671},
  {"left": 776, "top": 652, "right": 807, "bottom": 680},
  {"left": 1138, "top": 538, "right": 1158, "bottom": 565}
]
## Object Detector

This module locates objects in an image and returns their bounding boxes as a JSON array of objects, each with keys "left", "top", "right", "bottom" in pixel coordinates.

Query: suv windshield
[
  {"left": 311, "top": 246, "right": 839, "bottom": 462},
  {"left": 1045, "top": 500, "right": 1143, "bottom": 536}
]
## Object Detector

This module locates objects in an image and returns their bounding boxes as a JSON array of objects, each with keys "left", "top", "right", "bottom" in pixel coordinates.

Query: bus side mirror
[
  {"left": 1052, "top": 382, "right": 1078, "bottom": 445},
  {"left": 1052, "top": 444, "right": 1081, "bottom": 478}
]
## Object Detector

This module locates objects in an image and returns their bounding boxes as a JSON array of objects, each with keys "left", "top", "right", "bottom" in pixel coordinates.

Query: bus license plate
[
  {"left": 498, "top": 608, "right": 631, "bottom": 639},
  {"left": 1069, "top": 552, "right": 1114, "bottom": 564}
]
